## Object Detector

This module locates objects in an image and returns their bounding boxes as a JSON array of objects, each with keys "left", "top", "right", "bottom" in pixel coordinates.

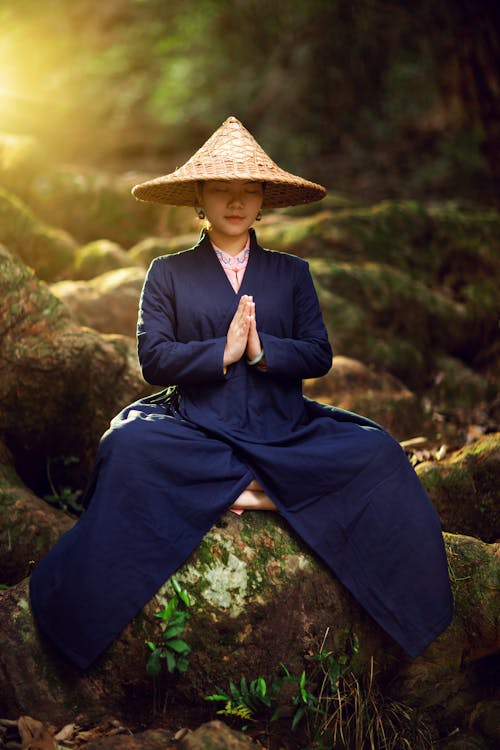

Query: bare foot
[{"left": 230, "top": 489, "right": 277, "bottom": 511}]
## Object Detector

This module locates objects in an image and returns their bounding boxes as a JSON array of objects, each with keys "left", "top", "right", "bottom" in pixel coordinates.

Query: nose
[{"left": 228, "top": 189, "right": 244, "bottom": 207}]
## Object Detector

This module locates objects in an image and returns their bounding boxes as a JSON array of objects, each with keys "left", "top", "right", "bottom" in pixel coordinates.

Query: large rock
[
  {"left": 390, "top": 533, "right": 499, "bottom": 732},
  {"left": 71, "top": 239, "right": 133, "bottom": 280},
  {"left": 0, "top": 441, "right": 74, "bottom": 585},
  {"left": 8, "top": 165, "right": 197, "bottom": 247},
  {"left": 258, "top": 201, "right": 499, "bottom": 400},
  {"left": 303, "top": 355, "right": 425, "bottom": 439},
  {"left": 128, "top": 234, "right": 197, "bottom": 268},
  {"left": 417, "top": 434, "right": 500, "bottom": 542},
  {"left": 0, "top": 514, "right": 497, "bottom": 735},
  {"left": 0, "top": 244, "right": 150, "bottom": 499},
  {"left": 50, "top": 267, "right": 146, "bottom": 338},
  {"left": 0, "top": 189, "right": 77, "bottom": 281}
]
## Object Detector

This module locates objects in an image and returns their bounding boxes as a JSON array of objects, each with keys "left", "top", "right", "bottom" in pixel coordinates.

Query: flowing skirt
[{"left": 30, "top": 392, "right": 453, "bottom": 668}]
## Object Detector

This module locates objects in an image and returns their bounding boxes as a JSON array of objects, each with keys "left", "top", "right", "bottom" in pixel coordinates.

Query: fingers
[
  {"left": 224, "top": 296, "right": 254, "bottom": 366},
  {"left": 224, "top": 295, "right": 260, "bottom": 366}
]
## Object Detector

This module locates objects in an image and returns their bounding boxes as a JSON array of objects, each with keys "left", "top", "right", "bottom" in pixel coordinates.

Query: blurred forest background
[{"left": 1, "top": 0, "right": 499, "bottom": 205}]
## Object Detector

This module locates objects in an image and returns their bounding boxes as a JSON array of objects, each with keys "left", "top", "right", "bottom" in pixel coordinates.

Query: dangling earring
[
  {"left": 255, "top": 210, "right": 262, "bottom": 222},
  {"left": 195, "top": 205, "right": 206, "bottom": 220}
]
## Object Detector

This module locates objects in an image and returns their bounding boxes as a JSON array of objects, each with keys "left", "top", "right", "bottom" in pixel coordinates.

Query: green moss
[
  {"left": 0, "top": 189, "right": 77, "bottom": 280},
  {"left": 72, "top": 239, "right": 130, "bottom": 280},
  {"left": 444, "top": 534, "right": 499, "bottom": 626}
]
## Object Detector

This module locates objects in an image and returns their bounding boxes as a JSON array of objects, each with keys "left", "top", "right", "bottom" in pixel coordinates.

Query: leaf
[
  {"left": 163, "top": 623, "right": 186, "bottom": 640},
  {"left": 240, "top": 676, "right": 250, "bottom": 702},
  {"left": 205, "top": 693, "right": 229, "bottom": 702},
  {"left": 146, "top": 650, "right": 162, "bottom": 677},
  {"left": 167, "top": 639, "right": 191, "bottom": 654},
  {"left": 165, "top": 650, "right": 176, "bottom": 673},
  {"left": 270, "top": 707, "right": 281, "bottom": 723},
  {"left": 155, "top": 599, "right": 176, "bottom": 621},
  {"left": 257, "top": 677, "right": 267, "bottom": 697},
  {"left": 177, "top": 656, "right": 189, "bottom": 672},
  {"left": 171, "top": 576, "right": 190, "bottom": 605},
  {"left": 291, "top": 706, "right": 305, "bottom": 731},
  {"left": 229, "top": 681, "right": 240, "bottom": 701},
  {"left": 279, "top": 662, "right": 291, "bottom": 678}
]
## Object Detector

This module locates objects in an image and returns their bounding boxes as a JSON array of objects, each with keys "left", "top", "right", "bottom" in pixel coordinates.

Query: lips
[{"left": 226, "top": 216, "right": 244, "bottom": 222}]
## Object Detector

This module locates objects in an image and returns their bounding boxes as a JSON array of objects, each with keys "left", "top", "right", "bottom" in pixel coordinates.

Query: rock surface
[
  {"left": 71, "top": 240, "right": 133, "bottom": 281},
  {"left": 0, "top": 189, "right": 77, "bottom": 281},
  {"left": 417, "top": 434, "right": 500, "bottom": 542},
  {"left": 0, "top": 441, "right": 74, "bottom": 585},
  {"left": 0, "top": 514, "right": 497, "bottom": 735},
  {"left": 50, "top": 267, "right": 146, "bottom": 338},
  {"left": 303, "top": 354, "right": 425, "bottom": 439},
  {"left": 0, "top": 245, "right": 150, "bottom": 501}
]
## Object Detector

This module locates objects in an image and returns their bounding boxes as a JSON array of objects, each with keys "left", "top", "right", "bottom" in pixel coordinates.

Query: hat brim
[{"left": 132, "top": 174, "right": 326, "bottom": 209}]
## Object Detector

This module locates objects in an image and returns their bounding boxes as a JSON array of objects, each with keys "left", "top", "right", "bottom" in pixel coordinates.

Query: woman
[{"left": 30, "top": 117, "right": 453, "bottom": 669}]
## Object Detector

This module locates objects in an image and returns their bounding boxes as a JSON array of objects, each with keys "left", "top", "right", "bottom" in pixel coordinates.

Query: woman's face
[{"left": 198, "top": 180, "right": 264, "bottom": 242}]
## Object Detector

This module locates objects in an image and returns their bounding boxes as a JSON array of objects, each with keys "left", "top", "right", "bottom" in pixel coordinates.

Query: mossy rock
[
  {"left": 310, "top": 258, "right": 470, "bottom": 389},
  {"left": 14, "top": 167, "right": 197, "bottom": 246},
  {"left": 129, "top": 233, "right": 198, "bottom": 268},
  {"left": 0, "top": 522, "right": 497, "bottom": 734},
  {"left": 0, "top": 441, "right": 74, "bottom": 585},
  {"left": 417, "top": 434, "right": 500, "bottom": 542},
  {"left": 432, "top": 355, "right": 497, "bottom": 411},
  {"left": 257, "top": 200, "right": 499, "bottom": 392},
  {"left": 0, "top": 188, "right": 77, "bottom": 281},
  {"left": 51, "top": 266, "right": 146, "bottom": 338},
  {"left": 259, "top": 200, "right": 500, "bottom": 285},
  {"left": 0, "top": 244, "right": 149, "bottom": 499},
  {"left": 303, "top": 355, "right": 426, "bottom": 439},
  {"left": 71, "top": 239, "right": 132, "bottom": 280}
]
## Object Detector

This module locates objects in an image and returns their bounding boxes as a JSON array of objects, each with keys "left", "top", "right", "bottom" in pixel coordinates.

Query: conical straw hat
[{"left": 132, "top": 116, "right": 326, "bottom": 209}]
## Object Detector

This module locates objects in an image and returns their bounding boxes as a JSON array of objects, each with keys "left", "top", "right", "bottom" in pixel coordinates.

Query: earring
[
  {"left": 195, "top": 205, "right": 206, "bottom": 220},
  {"left": 255, "top": 210, "right": 262, "bottom": 222}
]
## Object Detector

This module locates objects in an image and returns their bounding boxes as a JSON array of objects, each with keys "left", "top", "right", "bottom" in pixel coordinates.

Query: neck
[{"left": 207, "top": 229, "right": 249, "bottom": 256}]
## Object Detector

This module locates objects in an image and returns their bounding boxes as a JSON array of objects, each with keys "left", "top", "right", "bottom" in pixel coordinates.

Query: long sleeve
[
  {"left": 137, "top": 257, "right": 227, "bottom": 386},
  {"left": 259, "top": 261, "right": 332, "bottom": 380}
]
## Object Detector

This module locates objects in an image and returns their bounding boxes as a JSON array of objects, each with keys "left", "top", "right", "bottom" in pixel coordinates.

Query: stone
[
  {"left": 303, "top": 355, "right": 425, "bottom": 439},
  {"left": 175, "top": 721, "right": 255, "bottom": 750},
  {"left": 0, "top": 519, "right": 497, "bottom": 734},
  {"left": 0, "top": 441, "right": 74, "bottom": 585},
  {"left": 0, "top": 189, "right": 77, "bottom": 281},
  {"left": 417, "top": 434, "right": 500, "bottom": 542},
  {"left": 128, "top": 234, "right": 197, "bottom": 268},
  {"left": 71, "top": 239, "right": 132, "bottom": 281},
  {"left": 0, "top": 244, "right": 150, "bottom": 508},
  {"left": 50, "top": 267, "right": 146, "bottom": 338}
]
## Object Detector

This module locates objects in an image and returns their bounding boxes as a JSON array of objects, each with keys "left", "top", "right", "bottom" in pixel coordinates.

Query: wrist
[{"left": 247, "top": 349, "right": 265, "bottom": 366}]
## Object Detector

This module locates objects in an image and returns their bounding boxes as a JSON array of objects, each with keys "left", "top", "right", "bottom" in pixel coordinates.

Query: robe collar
[{"left": 195, "top": 228, "right": 263, "bottom": 298}]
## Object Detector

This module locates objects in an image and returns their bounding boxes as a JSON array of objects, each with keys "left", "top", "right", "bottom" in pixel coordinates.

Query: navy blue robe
[{"left": 30, "top": 229, "right": 453, "bottom": 669}]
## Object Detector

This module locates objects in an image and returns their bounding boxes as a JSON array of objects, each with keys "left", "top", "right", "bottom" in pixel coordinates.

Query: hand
[
  {"left": 223, "top": 295, "right": 254, "bottom": 367},
  {"left": 246, "top": 301, "right": 262, "bottom": 362}
]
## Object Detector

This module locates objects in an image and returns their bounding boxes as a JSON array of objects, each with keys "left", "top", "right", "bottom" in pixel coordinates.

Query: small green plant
[
  {"left": 146, "top": 577, "right": 191, "bottom": 677},
  {"left": 279, "top": 663, "right": 319, "bottom": 731},
  {"left": 204, "top": 628, "right": 361, "bottom": 739},
  {"left": 43, "top": 455, "right": 84, "bottom": 515},
  {"left": 206, "top": 675, "right": 280, "bottom": 730}
]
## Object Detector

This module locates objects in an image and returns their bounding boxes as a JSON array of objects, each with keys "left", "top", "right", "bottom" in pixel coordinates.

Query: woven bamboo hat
[{"left": 132, "top": 116, "right": 326, "bottom": 209}]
